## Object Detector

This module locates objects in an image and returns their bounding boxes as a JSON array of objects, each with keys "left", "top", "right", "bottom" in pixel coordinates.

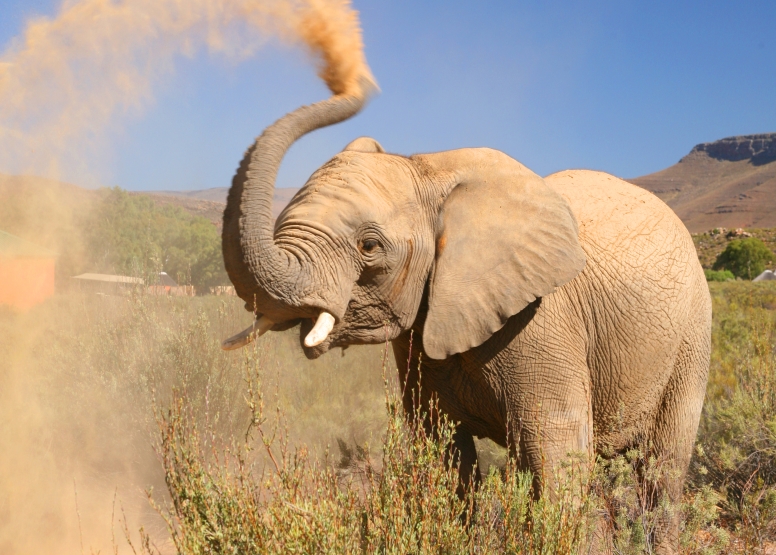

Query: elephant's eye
[{"left": 361, "top": 239, "right": 380, "bottom": 253}]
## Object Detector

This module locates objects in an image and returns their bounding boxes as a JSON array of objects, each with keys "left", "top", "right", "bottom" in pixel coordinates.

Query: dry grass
[
  {"left": 1, "top": 281, "right": 776, "bottom": 553},
  {"left": 0, "top": 292, "right": 385, "bottom": 553}
]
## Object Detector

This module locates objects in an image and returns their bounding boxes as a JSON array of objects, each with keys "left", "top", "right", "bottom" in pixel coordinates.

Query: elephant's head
[{"left": 222, "top": 89, "right": 586, "bottom": 360}]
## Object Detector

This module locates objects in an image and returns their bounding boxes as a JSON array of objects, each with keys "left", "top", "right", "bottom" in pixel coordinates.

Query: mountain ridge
[
  {"left": 5, "top": 132, "right": 775, "bottom": 243},
  {"left": 629, "top": 133, "right": 776, "bottom": 232}
]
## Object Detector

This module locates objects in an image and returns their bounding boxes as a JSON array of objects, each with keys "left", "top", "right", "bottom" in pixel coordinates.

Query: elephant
[{"left": 221, "top": 80, "right": 711, "bottom": 554}]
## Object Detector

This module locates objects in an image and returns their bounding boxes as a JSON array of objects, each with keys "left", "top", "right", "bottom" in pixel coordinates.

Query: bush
[
  {"left": 705, "top": 269, "right": 735, "bottom": 282},
  {"left": 140, "top": 361, "right": 599, "bottom": 555},
  {"left": 691, "top": 309, "right": 776, "bottom": 551},
  {"left": 713, "top": 238, "right": 775, "bottom": 280},
  {"left": 0, "top": 293, "right": 388, "bottom": 554},
  {"left": 7, "top": 282, "right": 776, "bottom": 553},
  {"left": 141, "top": 360, "right": 740, "bottom": 554}
]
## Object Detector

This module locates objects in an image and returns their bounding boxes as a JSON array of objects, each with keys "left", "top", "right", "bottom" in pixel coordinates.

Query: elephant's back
[{"left": 545, "top": 169, "right": 701, "bottom": 292}]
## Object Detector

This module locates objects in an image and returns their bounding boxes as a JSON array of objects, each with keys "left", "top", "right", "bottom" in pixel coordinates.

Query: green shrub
[
  {"left": 591, "top": 446, "right": 728, "bottom": 554},
  {"left": 713, "top": 238, "right": 775, "bottom": 280},
  {"left": 705, "top": 269, "right": 735, "bottom": 282}
]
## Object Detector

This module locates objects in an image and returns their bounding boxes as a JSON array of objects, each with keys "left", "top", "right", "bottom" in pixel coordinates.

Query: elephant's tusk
[
  {"left": 304, "top": 312, "right": 335, "bottom": 348},
  {"left": 221, "top": 315, "right": 274, "bottom": 351}
]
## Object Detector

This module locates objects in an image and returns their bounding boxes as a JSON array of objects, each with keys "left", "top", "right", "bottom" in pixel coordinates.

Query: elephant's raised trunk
[{"left": 222, "top": 78, "right": 377, "bottom": 316}]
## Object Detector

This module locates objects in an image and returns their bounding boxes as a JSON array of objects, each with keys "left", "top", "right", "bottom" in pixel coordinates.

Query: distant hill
[
  {"left": 0, "top": 174, "right": 221, "bottom": 267},
  {"left": 160, "top": 135, "right": 776, "bottom": 234},
  {"left": 629, "top": 133, "right": 776, "bottom": 232},
  {"left": 153, "top": 187, "right": 231, "bottom": 203},
  {"left": 0, "top": 174, "right": 231, "bottom": 287},
  {"left": 0, "top": 173, "right": 226, "bottom": 232},
  {"left": 0, "top": 175, "right": 302, "bottom": 240},
  {"left": 134, "top": 192, "right": 226, "bottom": 229},
  {"left": 149, "top": 187, "right": 300, "bottom": 219}
]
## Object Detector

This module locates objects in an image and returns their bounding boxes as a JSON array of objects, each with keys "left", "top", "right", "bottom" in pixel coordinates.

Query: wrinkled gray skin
[{"left": 222, "top": 87, "right": 711, "bottom": 554}]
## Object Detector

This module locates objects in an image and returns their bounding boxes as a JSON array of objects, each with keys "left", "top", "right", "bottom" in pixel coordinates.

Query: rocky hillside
[
  {"left": 630, "top": 133, "right": 776, "bottom": 232},
  {"left": 692, "top": 227, "right": 776, "bottom": 269}
]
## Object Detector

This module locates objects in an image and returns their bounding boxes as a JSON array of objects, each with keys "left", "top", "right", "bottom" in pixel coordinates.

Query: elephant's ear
[
  {"left": 423, "top": 159, "right": 586, "bottom": 360},
  {"left": 343, "top": 136, "right": 385, "bottom": 153}
]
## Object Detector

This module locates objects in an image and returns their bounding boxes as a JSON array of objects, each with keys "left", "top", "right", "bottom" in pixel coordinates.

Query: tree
[
  {"left": 712, "top": 238, "right": 775, "bottom": 280},
  {"left": 83, "top": 188, "right": 229, "bottom": 292}
]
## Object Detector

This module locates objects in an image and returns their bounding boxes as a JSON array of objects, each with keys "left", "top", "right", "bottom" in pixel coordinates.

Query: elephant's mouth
[
  {"left": 222, "top": 306, "right": 405, "bottom": 359},
  {"left": 222, "top": 308, "right": 339, "bottom": 354},
  {"left": 300, "top": 315, "right": 405, "bottom": 359}
]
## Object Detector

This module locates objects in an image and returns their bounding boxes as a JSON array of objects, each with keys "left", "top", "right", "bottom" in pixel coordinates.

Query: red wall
[{"left": 0, "top": 257, "right": 56, "bottom": 311}]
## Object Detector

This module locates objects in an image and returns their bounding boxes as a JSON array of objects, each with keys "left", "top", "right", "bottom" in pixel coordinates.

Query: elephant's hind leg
[{"left": 648, "top": 316, "right": 711, "bottom": 554}]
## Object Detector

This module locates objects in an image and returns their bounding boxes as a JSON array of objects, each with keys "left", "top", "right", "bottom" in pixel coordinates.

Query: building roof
[
  {"left": 72, "top": 273, "right": 144, "bottom": 284},
  {"left": 157, "top": 272, "right": 178, "bottom": 287},
  {"left": 0, "top": 230, "right": 56, "bottom": 258}
]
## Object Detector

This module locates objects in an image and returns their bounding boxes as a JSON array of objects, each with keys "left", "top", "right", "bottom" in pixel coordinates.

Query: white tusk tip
[{"left": 304, "top": 312, "right": 335, "bottom": 348}]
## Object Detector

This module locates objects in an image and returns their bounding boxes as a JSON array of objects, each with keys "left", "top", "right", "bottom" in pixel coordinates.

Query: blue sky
[{"left": 1, "top": 0, "right": 775, "bottom": 191}]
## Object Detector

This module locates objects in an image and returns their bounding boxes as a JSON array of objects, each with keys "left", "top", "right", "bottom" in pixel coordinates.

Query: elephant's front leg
[
  {"left": 451, "top": 427, "right": 480, "bottom": 497},
  {"left": 512, "top": 373, "right": 594, "bottom": 498},
  {"left": 393, "top": 335, "right": 480, "bottom": 498}
]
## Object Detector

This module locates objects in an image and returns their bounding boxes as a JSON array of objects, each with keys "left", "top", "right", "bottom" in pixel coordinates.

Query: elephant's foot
[{"left": 652, "top": 511, "right": 680, "bottom": 555}]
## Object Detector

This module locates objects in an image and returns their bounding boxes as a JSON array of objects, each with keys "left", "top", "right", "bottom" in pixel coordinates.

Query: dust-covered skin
[{"left": 223, "top": 94, "right": 710, "bottom": 555}]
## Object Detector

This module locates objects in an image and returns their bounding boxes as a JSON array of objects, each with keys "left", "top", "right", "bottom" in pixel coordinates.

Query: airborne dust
[
  {"left": 0, "top": 1, "right": 378, "bottom": 553},
  {"left": 0, "top": 0, "right": 374, "bottom": 181}
]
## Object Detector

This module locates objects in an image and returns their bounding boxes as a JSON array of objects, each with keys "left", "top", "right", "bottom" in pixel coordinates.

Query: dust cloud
[
  {"left": 0, "top": 1, "right": 377, "bottom": 553},
  {"left": 0, "top": 0, "right": 375, "bottom": 182}
]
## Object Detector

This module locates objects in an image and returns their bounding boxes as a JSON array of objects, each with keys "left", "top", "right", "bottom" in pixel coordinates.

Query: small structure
[
  {"left": 0, "top": 230, "right": 56, "bottom": 310},
  {"left": 753, "top": 269, "right": 776, "bottom": 282},
  {"left": 148, "top": 272, "right": 195, "bottom": 296},
  {"left": 72, "top": 273, "right": 144, "bottom": 295}
]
